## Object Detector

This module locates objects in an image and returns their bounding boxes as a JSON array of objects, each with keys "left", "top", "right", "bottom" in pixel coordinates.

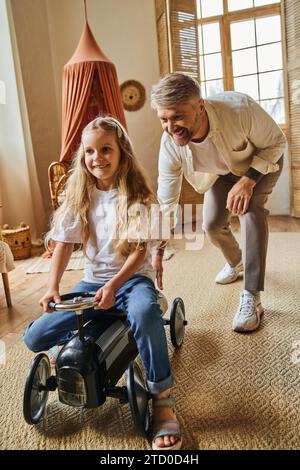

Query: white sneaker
[
  {"left": 215, "top": 260, "right": 243, "bottom": 284},
  {"left": 232, "top": 291, "right": 264, "bottom": 332}
]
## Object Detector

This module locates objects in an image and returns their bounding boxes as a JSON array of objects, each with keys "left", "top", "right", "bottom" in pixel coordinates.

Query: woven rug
[
  {"left": 1, "top": 232, "right": 300, "bottom": 450},
  {"left": 21, "top": 250, "right": 85, "bottom": 274},
  {"left": 21, "top": 248, "right": 175, "bottom": 274}
]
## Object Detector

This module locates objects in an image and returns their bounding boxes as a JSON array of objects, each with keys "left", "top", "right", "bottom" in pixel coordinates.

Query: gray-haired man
[{"left": 151, "top": 72, "right": 286, "bottom": 332}]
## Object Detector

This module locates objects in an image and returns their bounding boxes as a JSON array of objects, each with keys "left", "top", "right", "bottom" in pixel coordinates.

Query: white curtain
[{"left": 0, "top": 0, "right": 46, "bottom": 241}]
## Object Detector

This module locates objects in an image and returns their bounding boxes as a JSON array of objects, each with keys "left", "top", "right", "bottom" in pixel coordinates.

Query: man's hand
[
  {"left": 94, "top": 282, "right": 116, "bottom": 310},
  {"left": 152, "top": 251, "right": 164, "bottom": 290},
  {"left": 226, "top": 176, "right": 256, "bottom": 215}
]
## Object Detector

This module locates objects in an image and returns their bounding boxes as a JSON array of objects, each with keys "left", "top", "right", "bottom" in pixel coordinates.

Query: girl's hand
[
  {"left": 39, "top": 290, "right": 61, "bottom": 313},
  {"left": 94, "top": 283, "right": 116, "bottom": 310}
]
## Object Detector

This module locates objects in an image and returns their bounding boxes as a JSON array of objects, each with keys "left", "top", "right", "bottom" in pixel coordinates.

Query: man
[{"left": 151, "top": 72, "right": 286, "bottom": 332}]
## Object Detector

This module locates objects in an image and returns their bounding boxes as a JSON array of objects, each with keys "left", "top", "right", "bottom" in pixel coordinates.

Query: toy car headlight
[{"left": 57, "top": 369, "right": 87, "bottom": 407}]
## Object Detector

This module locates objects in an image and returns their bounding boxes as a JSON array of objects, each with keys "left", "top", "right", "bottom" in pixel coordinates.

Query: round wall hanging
[{"left": 120, "top": 80, "right": 146, "bottom": 112}]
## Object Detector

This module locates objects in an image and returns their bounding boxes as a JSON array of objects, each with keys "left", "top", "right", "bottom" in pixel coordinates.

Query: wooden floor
[{"left": 1, "top": 216, "right": 300, "bottom": 345}]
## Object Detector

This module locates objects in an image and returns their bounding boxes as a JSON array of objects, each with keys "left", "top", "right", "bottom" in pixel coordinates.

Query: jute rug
[
  {"left": 22, "top": 250, "right": 85, "bottom": 274},
  {"left": 1, "top": 232, "right": 300, "bottom": 450},
  {"left": 20, "top": 247, "right": 175, "bottom": 274}
]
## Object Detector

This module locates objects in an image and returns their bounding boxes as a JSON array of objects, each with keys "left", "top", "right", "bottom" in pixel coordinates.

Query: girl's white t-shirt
[{"left": 52, "top": 187, "right": 155, "bottom": 285}]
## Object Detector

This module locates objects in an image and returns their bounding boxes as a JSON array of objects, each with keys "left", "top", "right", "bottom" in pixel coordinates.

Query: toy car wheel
[
  {"left": 23, "top": 353, "right": 51, "bottom": 424},
  {"left": 170, "top": 297, "right": 186, "bottom": 349},
  {"left": 127, "top": 361, "right": 150, "bottom": 437}
]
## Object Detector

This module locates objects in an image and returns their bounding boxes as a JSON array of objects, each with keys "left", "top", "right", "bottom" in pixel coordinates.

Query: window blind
[
  {"left": 285, "top": 0, "right": 300, "bottom": 216},
  {"left": 155, "top": 0, "right": 199, "bottom": 80}
]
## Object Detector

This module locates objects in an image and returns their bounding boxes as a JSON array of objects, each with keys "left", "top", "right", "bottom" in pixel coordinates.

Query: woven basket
[{"left": 1, "top": 224, "right": 31, "bottom": 260}]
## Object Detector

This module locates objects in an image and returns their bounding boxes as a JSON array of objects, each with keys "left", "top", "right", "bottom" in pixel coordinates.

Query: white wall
[
  {"left": 0, "top": 0, "right": 46, "bottom": 238},
  {"left": 265, "top": 145, "right": 290, "bottom": 214},
  {"left": 45, "top": 0, "right": 163, "bottom": 190},
  {"left": 10, "top": 0, "right": 62, "bottom": 215}
]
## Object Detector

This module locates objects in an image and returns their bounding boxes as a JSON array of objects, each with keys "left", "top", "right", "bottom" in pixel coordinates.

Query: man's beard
[
  {"left": 169, "top": 127, "right": 192, "bottom": 146},
  {"left": 169, "top": 112, "right": 202, "bottom": 146}
]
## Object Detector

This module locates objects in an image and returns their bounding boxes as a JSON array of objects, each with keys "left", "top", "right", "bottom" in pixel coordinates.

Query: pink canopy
[{"left": 59, "top": 13, "right": 126, "bottom": 162}]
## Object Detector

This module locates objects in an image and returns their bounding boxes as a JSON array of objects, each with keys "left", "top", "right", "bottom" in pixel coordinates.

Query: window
[
  {"left": 198, "top": 22, "right": 224, "bottom": 96},
  {"left": 231, "top": 15, "right": 284, "bottom": 123},
  {"left": 195, "top": 0, "right": 286, "bottom": 124},
  {"left": 155, "top": 0, "right": 300, "bottom": 216},
  {"left": 228, "top": 0, "right": 279, "bottom": 12}
]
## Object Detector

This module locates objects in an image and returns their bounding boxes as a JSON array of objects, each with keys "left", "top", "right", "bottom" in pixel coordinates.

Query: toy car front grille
[{"left": 57, "top": 369, "right": 87, "bottom": 407}]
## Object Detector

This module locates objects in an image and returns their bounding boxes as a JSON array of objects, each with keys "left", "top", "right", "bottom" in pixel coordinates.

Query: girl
[{"left": 23, "top": 116, "right": 182, "bottom": 451}]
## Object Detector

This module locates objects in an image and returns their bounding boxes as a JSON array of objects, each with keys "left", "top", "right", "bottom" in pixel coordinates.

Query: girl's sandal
[
  {"left": 48, "top": 345, "right": 60, "bottom": 366},
  {"left": 151, "top": 396, "right": 182, "bottom": 451}
]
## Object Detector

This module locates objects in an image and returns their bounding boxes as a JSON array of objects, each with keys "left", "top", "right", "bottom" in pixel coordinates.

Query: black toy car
[{"left": 23, "top": 291, "right": 186, "bottom": 437}]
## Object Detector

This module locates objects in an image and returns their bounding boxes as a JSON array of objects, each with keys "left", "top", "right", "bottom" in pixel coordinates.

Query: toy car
[{"left": 23, "top": 291, "right": 186, "bottom": 437}]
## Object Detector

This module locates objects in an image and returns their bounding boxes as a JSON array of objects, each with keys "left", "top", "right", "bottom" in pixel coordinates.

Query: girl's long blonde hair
[{"left": 47, "top": 116, "right": 156, "bottom": 257}]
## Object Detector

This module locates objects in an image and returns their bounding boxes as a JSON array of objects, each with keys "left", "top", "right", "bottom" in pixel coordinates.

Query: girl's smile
[
  {"left": 83, "top": 129, "right": 121, "bottom": 190},
  {"left": 92, "top": 163, "right": 110, "bottom": 169}
]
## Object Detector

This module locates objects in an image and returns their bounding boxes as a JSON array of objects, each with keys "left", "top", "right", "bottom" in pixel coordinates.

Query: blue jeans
[{"left": 23, "top": 275, "right": 173, "bottom": 394}]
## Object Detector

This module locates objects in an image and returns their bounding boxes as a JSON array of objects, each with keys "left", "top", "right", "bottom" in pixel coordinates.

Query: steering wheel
[{"left": 48, "top": 292, "right": 97, "bottom": 311}]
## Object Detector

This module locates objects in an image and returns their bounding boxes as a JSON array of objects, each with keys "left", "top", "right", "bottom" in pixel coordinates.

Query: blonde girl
[{"left": 23, "top": 116, "right": 182, "bottom": 450}]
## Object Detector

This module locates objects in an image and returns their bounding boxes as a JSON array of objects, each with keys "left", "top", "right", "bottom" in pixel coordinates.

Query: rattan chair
[
  {"left": 0, "top": 230, "right": 13, "bottom": 307},
  {"left": 48, "top": 162, "right": 68, "bottom": 210}
]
